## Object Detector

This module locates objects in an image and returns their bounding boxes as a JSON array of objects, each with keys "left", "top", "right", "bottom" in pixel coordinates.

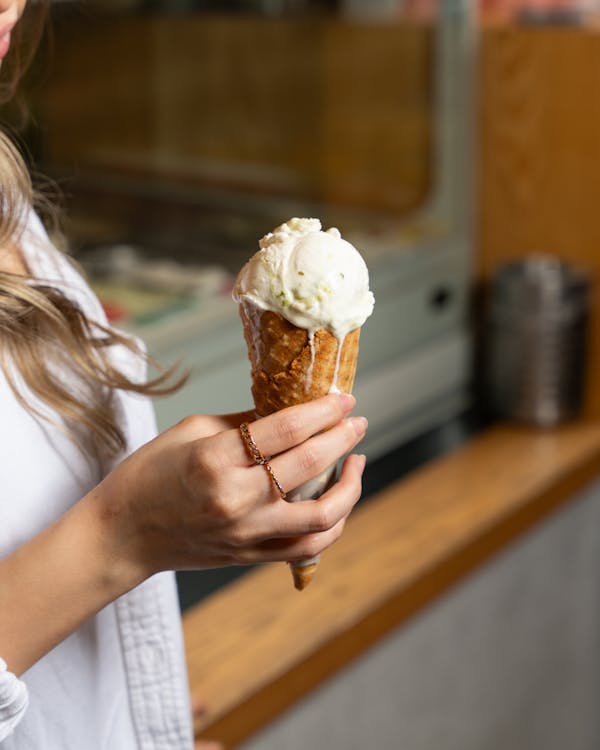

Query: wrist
[{"left": 81, "top": 482, "right": 151, "bottom": 597}]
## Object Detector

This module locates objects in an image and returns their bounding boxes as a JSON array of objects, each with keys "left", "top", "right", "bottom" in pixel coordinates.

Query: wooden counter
[{"left": 183, "top": 420, "right": 600, "bottom": 748}]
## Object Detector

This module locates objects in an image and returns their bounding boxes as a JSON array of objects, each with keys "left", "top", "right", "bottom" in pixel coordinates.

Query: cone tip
[{"left": 290, "top": 562, "right": 318, "bottom": 591}]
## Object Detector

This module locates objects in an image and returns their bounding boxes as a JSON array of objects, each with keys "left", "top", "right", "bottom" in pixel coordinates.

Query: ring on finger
[{"left": 239, "top": 421, "right": 287, "bottom": 500}]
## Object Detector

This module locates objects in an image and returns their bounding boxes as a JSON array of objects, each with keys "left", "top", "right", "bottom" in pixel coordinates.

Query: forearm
[{"left": 0, "top": 489, "right": 144, "bottom": 677}]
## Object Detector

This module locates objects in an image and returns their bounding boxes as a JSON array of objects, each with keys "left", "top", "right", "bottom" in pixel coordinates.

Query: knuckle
[
  {"left": 310, "top": 504, "right": 334, "bottom": 533},
  {"left": 205, "top": 440, "right": 230, "bottom": 475},
  {"left": 186, "top": 441, "right": 208, "bottom": 478},
  {"left": 277, "top": 412, "right": 304, "bottom": 445},
  {"left": 332, "top": 517, "right": 346, "bottom": 541},
  {"left": 226, "top": 524, "right": 248, "bottom": 548},
  {"left": 208, "top": 488, "right": 233, "bottom": 522},
  {"left": 211, "top": 481, "right": 248, "bottom": 524},
  {"left": 186, "top": 448, "right": 239, "bottom": 522},
  {"left": 187, "top": 439, "right": 225, "bottom": 482},
  {"left": 299, "top": 443, "right": 319, "bottom": 474},
  {"left": 330, "top": 398, "right": 345, "bottom": 422},
  {"left": 346, "top": 420, "right": 361, "bottom": 446},
  {"left": 300, "top": 535, "right": 321, "bottom": 560},
  {"left": 174, "top": 414, "right": 203, "bottom": 434},
  {"left": 184, "top": 443, "right": 207, "bottom": 486}
]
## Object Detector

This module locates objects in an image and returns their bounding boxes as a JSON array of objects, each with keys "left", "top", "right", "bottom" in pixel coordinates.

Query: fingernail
[
  {"left": 357, "top": 453, "right": 367, "bottom": 470},
  {"left": 338, "top": 392, "right": 356, "bottom": 411},
  {"left": 349, "top": 416, "right": 368, "bottom": 436}
]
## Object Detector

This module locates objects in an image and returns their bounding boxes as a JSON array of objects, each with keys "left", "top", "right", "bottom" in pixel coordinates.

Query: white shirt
[{"left": 0, "top": 213, "right": 194, "bottom": 749}]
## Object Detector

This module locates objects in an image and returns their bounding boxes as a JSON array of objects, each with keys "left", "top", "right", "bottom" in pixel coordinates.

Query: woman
[{"left": 0, "top": 1, "right": 367, "bottom": 748}]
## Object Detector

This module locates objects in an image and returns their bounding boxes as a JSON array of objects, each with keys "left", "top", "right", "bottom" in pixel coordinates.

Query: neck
[{"left": 0, "top": 242, "right": 28, "bottom": 275}]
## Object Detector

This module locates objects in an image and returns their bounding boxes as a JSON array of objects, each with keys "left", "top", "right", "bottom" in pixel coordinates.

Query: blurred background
[{"left": 8, "top": 0, "right": 600, "bottom": 748}]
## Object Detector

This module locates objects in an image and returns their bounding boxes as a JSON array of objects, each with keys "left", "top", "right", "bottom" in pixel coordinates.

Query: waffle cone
[
  {"left": 239, "top": 302, "right": 360, "bottom": 591},
  {"left": 239, "top": 303, "right": 360, "bottom": 418}
]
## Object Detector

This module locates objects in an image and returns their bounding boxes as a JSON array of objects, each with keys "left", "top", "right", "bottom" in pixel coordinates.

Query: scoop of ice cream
[{"left": 233, "top": 217, "right": 375, "bottom": 339}]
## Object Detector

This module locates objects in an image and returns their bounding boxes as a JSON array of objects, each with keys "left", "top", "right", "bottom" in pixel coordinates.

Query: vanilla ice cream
[
  {"left": 233, "top": 218, "right": 375, "bottom": 392},
  {"left": 233, "top": 217, "right": 374, "bottom": 337}
]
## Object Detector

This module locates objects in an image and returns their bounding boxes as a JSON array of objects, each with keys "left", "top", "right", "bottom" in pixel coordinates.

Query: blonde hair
[{"left": 0, "top": 3, "right": 187, "bottom": 461}]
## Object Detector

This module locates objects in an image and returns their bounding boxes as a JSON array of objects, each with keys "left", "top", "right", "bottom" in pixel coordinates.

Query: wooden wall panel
[
  {"left": 321, "top": 22, "right": 433, "bottom": 211},
  {"left": 479, "top": 28, "right": 600, "bottom": 417},
  {"left": 38, "top": 16, "right": 433, "bottom": 214},
  {"left": 40, "top": 16, "right": 154, "bottom": 168}
]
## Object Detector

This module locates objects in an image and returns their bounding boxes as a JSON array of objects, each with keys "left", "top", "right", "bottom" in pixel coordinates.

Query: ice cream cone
[
  {"left": 239, "top": 302, "right": 360, "bottom": 590},
  {"left": 233, "top": 217, "right": 374, "bottom": 591}
]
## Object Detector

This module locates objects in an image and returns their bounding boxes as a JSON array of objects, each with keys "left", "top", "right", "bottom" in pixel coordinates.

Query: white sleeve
[{"left": 0, "top": 658, "right": 29, "bottom": 741}]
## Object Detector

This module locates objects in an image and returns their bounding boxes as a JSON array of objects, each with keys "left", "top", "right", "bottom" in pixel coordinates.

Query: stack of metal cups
[{"left": 486, "top": 255, "right": 591, "bottom": 426}]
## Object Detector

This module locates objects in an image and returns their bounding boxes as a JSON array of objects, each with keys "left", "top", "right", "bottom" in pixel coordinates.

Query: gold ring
[{"left": 239, "top": 422, "right": 287, "bottom": 500}]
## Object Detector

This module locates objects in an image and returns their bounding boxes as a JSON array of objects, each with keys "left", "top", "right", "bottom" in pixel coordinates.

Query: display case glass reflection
[{"left": 17, "top": 1, "right": 438, "bottom": 267}]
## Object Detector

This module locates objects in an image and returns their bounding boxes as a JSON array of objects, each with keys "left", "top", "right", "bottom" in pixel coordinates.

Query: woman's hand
[
  {"left": 0, "top": 393, "right": 366, "bottom": 677},
  {"left": 92, "top": 393, "right": 367, "bottom": 586}
]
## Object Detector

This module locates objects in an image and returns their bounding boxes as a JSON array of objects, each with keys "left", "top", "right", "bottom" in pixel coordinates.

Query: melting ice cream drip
[
  {"left": 305, "top": 330, "right": 347, "bottom": 395},
  {"left": 241, "top": 300, "right": 261, "bottom": 374},
  {"left": 329, "top": 334, "right": 345, "bottom": 394},
  {"left": 305, "top": 329, "right": 316, "bottom": 394}
]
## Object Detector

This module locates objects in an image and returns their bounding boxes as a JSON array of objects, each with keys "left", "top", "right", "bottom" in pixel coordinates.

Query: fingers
[
  {"left": 241, "top": 453, "right": 366, "bottom": 562},
  {"left": 254, "top": 515, "right": 349, "bottom": 563},
  {"left": 224, "top": 393, "right": 357, "bottom": 466},
  {"left": 270, "top": 416, "right": 367, "bottom": 497}
]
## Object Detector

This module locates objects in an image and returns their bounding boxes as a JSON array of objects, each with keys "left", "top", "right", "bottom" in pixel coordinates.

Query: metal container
[{"left": 486, "top": 255, "right": 590, "bottom": 426}]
